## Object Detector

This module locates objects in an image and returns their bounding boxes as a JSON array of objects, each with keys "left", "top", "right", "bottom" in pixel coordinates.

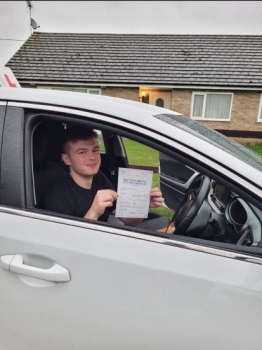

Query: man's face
[{"left": 62, "top": 137, "right": 101, "bottom": 178}]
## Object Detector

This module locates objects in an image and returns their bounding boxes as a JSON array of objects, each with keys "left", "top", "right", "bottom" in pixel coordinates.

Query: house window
[
  {"left": 191, "top": 92, "right": 233, "bottom": 121},
  {"left": 37, "top": 86, "right": 101, "bottom": 94},
  {"left": 156, "top": 98, "right": 164, "bottom": 108},
  {"left": 258, "top": 94, "right": 262, "bottom": 121},
  {"left": 88, "top": 90, "right": 100, "bottom": 95},
  {"left": 94, "top": 129, "right": 105, "bottom": 153}
]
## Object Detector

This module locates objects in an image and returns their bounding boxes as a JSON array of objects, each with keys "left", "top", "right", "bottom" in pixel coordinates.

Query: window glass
[
  {"left": 259, "top": 94, "right": 262, "bottom": 120},
  {"left": 192, "top": 95, "right": 204, "bottom": 117},
  {"left": 89, "top": 90, "right": 100, "bottom": 95},
  {"left": 156, "top": 98, "right": 164, "bottom": 108},
  {"left": 192, "top": 93, "right": 232, "bottom": 120},
  {"left": 205, "top": 94, "right": 232, "bottom": 119},
  {"left": 47, "top": 87, "right": 87, "bottom": 93},
  {"left": 154, "top": 113, "right": 262, "bottom": 173},
  {"left": 94, "top": 129, "right": 105, "bottom": 152},
  {"left": 37, "top": 86, "right": 101, "bottom": 94}
]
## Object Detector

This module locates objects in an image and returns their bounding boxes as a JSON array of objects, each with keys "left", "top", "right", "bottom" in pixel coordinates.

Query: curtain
[
  {"left": 193, "top": 95, "right": 204, "bottom": 117},
  {"left": 205, "top": 94, "right": 232, "bottom": 119}
]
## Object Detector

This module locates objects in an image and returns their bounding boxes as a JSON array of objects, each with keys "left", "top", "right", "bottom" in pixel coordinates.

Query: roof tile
[{"left": 6, "top": 33, "right": 262, "bottom": 87}]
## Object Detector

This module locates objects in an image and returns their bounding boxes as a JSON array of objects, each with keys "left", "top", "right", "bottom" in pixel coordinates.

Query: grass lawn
[
  {"left": 122, "top": 139, "right": 159, "bottom": 166},
  {"left": 244, "top": 143, "right": 262, "bottom": 155}
]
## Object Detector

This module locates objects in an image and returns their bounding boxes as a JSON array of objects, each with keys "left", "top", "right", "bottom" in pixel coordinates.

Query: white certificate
[{"left": 115, "top": 168, "right": 153, "bottom": 218}]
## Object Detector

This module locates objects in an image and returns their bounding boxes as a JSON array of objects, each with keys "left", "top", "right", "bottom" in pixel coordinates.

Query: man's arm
[{"left": 110, "top": 211, "right": 143, "bottom": 227}]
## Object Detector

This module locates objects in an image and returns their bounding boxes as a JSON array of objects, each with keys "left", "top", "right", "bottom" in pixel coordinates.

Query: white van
[{"left": 0, "top": 67, "right": 20, "bottom": 88}]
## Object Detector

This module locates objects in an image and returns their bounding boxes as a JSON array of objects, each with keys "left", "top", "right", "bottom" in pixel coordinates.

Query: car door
[
  {"left": 0, "top": 102, "right": 6, "bottom": 156},
  {"left": 2, "top": 206, "right": 262, "bottom": 350},
  {"left": 1, "top": 104, "right": 262, "bottom": 350}
]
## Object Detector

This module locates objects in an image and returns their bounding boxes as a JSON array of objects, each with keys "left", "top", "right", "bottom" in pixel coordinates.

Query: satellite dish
[{"left": 31, "top": 18, "right": 39, "bottom": 30}]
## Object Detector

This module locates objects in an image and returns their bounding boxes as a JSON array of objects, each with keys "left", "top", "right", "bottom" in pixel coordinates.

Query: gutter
[{"left": 18, "top": 81, "right": 262, "bottom": 91}]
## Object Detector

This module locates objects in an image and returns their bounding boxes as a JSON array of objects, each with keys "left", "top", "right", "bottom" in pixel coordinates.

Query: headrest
[{"left": 33, "top": 121, "right": 65, "bottom": 166}]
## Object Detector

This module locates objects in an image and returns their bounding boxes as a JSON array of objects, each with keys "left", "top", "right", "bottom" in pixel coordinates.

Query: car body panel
[{"left": 1, "top": 209, "right": 262, "bottom": 350}]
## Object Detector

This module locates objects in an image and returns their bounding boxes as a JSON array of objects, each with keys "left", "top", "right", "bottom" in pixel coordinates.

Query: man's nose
[{"left": 88, "top": 152, "right": 98, "bottom": 159}]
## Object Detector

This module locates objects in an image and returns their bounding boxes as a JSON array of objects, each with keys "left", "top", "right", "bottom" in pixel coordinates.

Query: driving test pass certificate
[{"left": 115, "top": 167, "right": 153, "bottom": 218}]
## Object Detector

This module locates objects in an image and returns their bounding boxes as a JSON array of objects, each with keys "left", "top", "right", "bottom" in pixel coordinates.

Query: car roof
[
  {"left": 0, "top": 86, "right": 179, "bottom": 119},
  {"left": 1, "top": 87, "right": 262, "bottom": 189}
]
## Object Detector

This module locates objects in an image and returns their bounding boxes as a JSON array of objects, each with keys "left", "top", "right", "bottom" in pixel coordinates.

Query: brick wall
[
  {"left": 171, "top": 89, "right": 262, "bottom": 132},
  {"left": 171, "top": 89, "right": 192, "bottom": 116},
  {"left": 101, "top": 87, "right": 139, "bottom": 102}
]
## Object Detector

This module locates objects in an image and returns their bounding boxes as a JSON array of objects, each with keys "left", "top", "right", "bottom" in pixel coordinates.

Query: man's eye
[{"left": 93, "top": 149, "right": 99, "bottom": 153}]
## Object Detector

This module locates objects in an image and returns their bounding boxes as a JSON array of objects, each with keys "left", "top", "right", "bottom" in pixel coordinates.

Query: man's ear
[{"left": 62, "top": 153, "right": 71, "bottom": 166}]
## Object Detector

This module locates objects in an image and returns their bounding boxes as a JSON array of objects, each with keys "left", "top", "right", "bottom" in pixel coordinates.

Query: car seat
[{"left": 33, "top": 120, "right": 68, "bottom": 208}]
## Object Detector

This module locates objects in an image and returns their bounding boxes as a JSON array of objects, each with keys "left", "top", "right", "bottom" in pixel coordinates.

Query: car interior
[
  {"left": 29, "top": 117, "right": 262, "bottom": 253},
  {"left": 31, "top": 119, "right": 163, "bottom": 225}
]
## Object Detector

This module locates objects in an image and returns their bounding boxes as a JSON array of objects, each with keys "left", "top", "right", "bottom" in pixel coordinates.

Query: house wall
[
  {"left": 171, "top": 89, "right": 262, "bottom": 131},
  {"left": 102, "top": 87, "right": 139, "bottom": 102},
  {"left": 171, "top": 89, "right": 262, "bottom": 144}
]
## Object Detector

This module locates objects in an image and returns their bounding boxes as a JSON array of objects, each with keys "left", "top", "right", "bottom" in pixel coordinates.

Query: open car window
[{"left": 17, "top": 110, "right": 261, "bottom": 257}]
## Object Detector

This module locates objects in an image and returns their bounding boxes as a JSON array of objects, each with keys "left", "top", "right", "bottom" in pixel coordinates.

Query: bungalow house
[{"left": 5, "top": 32, "right": 262, "bottom": 142}]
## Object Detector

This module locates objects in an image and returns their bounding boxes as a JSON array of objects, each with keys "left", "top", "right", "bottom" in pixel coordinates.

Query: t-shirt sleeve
[{"left": 42, "top": 191, "right": 74, "bottom": 216}]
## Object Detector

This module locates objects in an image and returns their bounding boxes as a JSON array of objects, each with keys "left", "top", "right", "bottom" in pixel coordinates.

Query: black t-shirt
[{"left": 42, "top": 172, "right": 116, "bottom": 222}]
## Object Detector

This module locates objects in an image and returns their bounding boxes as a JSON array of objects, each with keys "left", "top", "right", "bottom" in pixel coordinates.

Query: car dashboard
[{"left": 206, "top": 181, "right": 262, "bottom": 246}]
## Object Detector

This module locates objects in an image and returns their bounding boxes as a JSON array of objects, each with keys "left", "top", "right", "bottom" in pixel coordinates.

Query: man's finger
[
  {"left": 150, "top": 190, "right": 162, "bottom": 196},
  {"left": 152, "top": 200, "right": 164, "bottom": 205}
]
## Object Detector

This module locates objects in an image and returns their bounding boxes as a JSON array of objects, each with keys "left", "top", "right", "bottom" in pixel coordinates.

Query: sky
[{"left": 0, "top": 1, "right": 262, "bottom": 67}]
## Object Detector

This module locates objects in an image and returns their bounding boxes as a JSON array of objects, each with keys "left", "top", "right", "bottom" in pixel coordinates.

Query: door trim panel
[{"left": 160, "top": 172, "right": 199, "bottom": 192}]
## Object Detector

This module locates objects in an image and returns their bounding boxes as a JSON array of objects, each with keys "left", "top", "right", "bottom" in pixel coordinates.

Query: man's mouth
[{"left": 86, "top": 164, "right": 97, "bottom": 168}]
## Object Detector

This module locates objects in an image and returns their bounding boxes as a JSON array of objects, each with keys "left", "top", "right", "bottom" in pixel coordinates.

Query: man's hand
[
  {"left": 149, "top": 188, "right": 165, "bottom": 208},
  {"left": 85, "top": 189, "right": 118, "bottom": 220}
]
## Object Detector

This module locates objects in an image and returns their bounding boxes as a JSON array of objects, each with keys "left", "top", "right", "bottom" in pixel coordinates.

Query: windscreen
[{"left": 154, "top": 113, "right": 262, "bottom": 173}]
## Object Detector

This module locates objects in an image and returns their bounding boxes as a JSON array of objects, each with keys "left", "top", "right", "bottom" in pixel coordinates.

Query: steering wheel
[{"left": 171, "top": 175, "right": 211, "bottom": 236}]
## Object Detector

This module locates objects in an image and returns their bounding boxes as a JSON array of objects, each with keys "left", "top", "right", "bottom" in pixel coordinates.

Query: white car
[{"left": 0, "top": 87, "right": 262, "bottom": 350}]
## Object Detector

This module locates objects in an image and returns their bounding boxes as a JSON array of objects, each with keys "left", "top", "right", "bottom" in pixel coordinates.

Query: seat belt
[{"left": 108, "top": 137, "right": 117, "bottom": 186}]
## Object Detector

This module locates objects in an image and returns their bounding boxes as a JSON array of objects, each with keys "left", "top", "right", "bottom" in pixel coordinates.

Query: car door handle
[{"left": 0, "top": 254, "right": 70, "bottom": 282}]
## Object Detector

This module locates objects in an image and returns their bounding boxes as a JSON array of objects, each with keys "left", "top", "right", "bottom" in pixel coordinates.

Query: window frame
[
  {"left": 190, "top": 91, "right": 233, "bottom": 121},
  {"left": 37, "top": 86, "right": 101, "bottom": 95},
  {"left": 22, "top": 107, "right": 262, "bottom": 257},
  {"left": 257, "top": 94, "right": 262, "bottom": 122},
  {"left": 0, "top": 102, "right": 261, "bottom": 262}
]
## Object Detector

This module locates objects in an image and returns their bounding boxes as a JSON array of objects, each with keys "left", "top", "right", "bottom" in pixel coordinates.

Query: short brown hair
[{"left": 62, "top": 125, "right": 98, "bottom": 154}]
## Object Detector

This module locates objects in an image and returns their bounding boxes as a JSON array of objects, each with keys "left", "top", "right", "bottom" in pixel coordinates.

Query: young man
[{"left": 43, "top": 126, "right": 167, "bottom": 228}]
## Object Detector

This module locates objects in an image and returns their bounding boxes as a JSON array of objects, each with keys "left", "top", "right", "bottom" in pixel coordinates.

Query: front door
[
  {"left": 140, "top": 90, "right": 172, "bottom": 109},
  {"left": 150, "top": 92, "right": 171, "bottom": 109}
]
